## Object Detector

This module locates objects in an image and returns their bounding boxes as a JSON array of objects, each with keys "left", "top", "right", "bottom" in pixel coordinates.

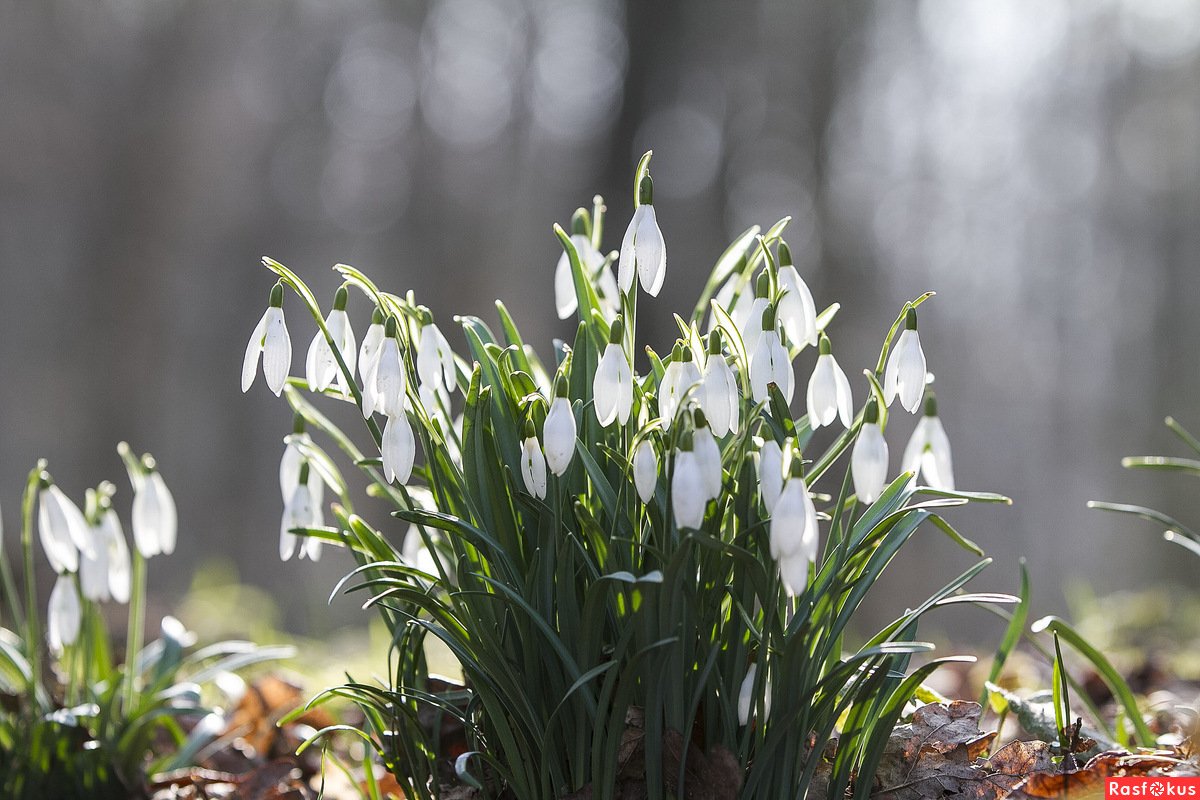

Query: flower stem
[
  {"left": 20, "top": 462, "right": 44, "bottom": 709},
  {"left": 123, "top": 549, "right": 146, "bottom": 715}
]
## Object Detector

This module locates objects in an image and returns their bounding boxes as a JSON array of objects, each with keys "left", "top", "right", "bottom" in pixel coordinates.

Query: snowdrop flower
[
  {"left": 374, "top": 316, "right": 408, "bottom": 419},
  {"left": 737, "top": 663, "right": 771, "bottom": 726},
  {"left": 633, "top": 438, "right": 658, "bottom": 504},
  {"left": 80, "top": 517, "right": 110, "bottom": 603},
  {"left": 851, "top": 399, "right": 889, "bottom": 504},
  {"left": 902, "top": 393, "right": 955, "bottom": 490},
  {"left": 382, "top": 412, "right": 417, "bottom": 485},
  {"left": 806, "top": 334, "right": 853, "bottom": 430},
  {"left": 700, "top": 331, "right": 740, "bottom": 437},
  {"left": 884, "top": 308, "right": 928, "bottom": 414},
  {"left": 659, "top": 344, "right": 702, "bottom": 431},
  {"left": 280, "top": 462, "right": 319, "bottom": 560},
  {"left": 131, "top": 465, "right": 177, "bottom": 558},
  {"left": 776, "top": 242, "right": 818, "bottom": 349},
  {"left": 739, "top": 273, "right": 772, "bottom": 358},
  {"left": 750, "top": 305, "right": 794, "bottom": 404},
  {"left": 242, "top": 282, "right": 292, "bottom": 396},
  {"left": 593, "top": 318, "right": 633, "bottom": 427},
  {"left": 38, "top": 481, "right": 90, "bottom": 574},
  {"left": 47, "top": 574, "right": 81, "bottom": 655},
  {"left": 671, "top": 443, "right": 707, "bottom": 530},
  {"left": 280, "top": 422, "right": 325, "bottom": 513},
  {"left": 305, "top": 286, "right": 357, "bottom": 394},
  {"left": 544, "top": 377, "right": 577, "bottom": 476},
  {"left": 757, "top": 438, "right": 785, "bottom": 514},
  {"left": 99, "top": 507, "right": 131, "bottom": 604},
  {"left": 358, "top": 308, "right": 386, "bottom": 417},
  {"left": 555, "top": 224, "right": 603, "bottom": 319},
  {"left": 416, "top": 311, "right": 457, "bottom": 394},
  {"left": 520, "top": 422, "right": 548, "bottom": 499},
  {"left": 771, "top": 461, "right": 819, "bottom": 596},
  {"left": 617, "top": 175, "right": 666, "bottom": 297},
  {"left": 692, "top": 411, "right": 723, "bottom": 501}
]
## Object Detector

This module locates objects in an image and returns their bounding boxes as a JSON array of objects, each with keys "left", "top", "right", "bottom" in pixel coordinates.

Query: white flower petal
[
  {"left": 778, "top": 266, "right": 818, "bottom": 348},
  {"left": 851, "top": 422, "right": 889, "bottom": 504},
  {"left": 885, "top": 329, "right": 927, "bottom": 413},
  {"left": 80, "top": 524, "right": 110, "bottom": 602},
  {"left": 618, "top": 206, "right": 646, "bottom": 293},
  {"left": 261, "top": 307, "right": 292, "bottom": 396},
  {"left": 104, "top": 512, "right": 132, "bottom": 604},
  {"left": 382, "top": 413, "right": 417, "bottom": 484},
  {"left": 636, "top": 206, "right": 667, "bottom": 296},
  {"left": 757, "top": 441, "right": 784, "bottom": 514},
  {"left": 806, "top": 355, "right": 838, "bottom": 428},
  {"left": 694, "top": 427, "right": 723, "bottom": 501},
  {"left": 671, "top": 451, "right": 707, "bottom": 530},
  {"left": 750, "top": 332, "right": 793, "bottom": 403},
  {"left": 593, "top": 343, "right": 631, "bottom": 427},
  {"left": 544, "top": 397, "right": 577, "bottom": 476},
  {"left": 374, "top": 338, "right": 407, "bottom": 419},
  {"left": 633, "top": 440, "right": 658, "bottom": 504},
  {"left": 520, "top": 437, "right": 548, "bottom": 499},
  {"left": 702, "top": 358, "right": 739, "bottom": 437},
  {"left": 737, "top": 664, "right": 771, "bottom": 726},
  {"left": 47, "top": 574, "right": 81, "bottom": 654},
  {"left": 555, "top": 251, "right": 577, "bottom": 319},
  {"left": 241, "top": 311, "right": 268, "bottom": 393}
]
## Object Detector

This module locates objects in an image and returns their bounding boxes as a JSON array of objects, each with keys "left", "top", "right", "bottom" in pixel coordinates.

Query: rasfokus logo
[{"left": 1107, "top": 777, "right": 1200, "bottom": 798}]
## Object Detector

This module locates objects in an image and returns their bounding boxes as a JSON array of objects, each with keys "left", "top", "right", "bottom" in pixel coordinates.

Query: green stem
[
  {"left": 0, "top": 544, "right": 24, "bottom": 633},
  {"left": 20, "top": 462, "right": 44, "bottom": 708},
  {"left": 123, "top": 549, "right": 146, "bottom": 715}
]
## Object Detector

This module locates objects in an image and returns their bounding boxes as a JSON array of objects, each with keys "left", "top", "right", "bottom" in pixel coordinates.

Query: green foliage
[{"left": 262, "top": 158, "right": 1011, "bottom": 799}]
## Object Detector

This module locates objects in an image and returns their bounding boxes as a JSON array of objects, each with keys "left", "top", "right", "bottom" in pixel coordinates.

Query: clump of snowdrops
[
  {"left": 245, "top": 153, "right": 1012, "bottom": 800},
  {"left": 0, "top": 445, "right": 291, "bottom": 799}
]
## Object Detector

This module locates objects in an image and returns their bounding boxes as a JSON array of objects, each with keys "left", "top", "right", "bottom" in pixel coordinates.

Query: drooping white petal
[
  {"left": 901, "top": 416, "right": 954, "bottom": 490},
  {"left": 757, "top": 440, "right": 784, "bottom": 514},
  {"left": 103, "top": 511, "right": 131, "bottom": 604},
  {"left": 737, "top": 663, "right": 772, "bottom": 725},
  {"left": 740, "top": 298, "right": 769, "bottom": 358},
  {"left": 261, "top": 307, "right": 292, "bottom": 396},
  {"left": 321, "top": 309, "right": 357, "bottom": 394},
  {"left": 618, "top": 206, "right": 647, "bottom": 293},
  {"left": 806, "top": 355, "right": 853, "bottom": 430},
  {"left": 777, "top": 266, "right": 818, "bottom": 349},
  {"left": 779, "top": 553, "right": 810, "bottom": 597},
  {"left": 382, "top": 413, "right": 417, "bottom": 485},
  {"left": 374, "top": 338, "right": 407, "bottom": 419},
  {"left": 750, "top": 331, "right": 794, "bottom": 404},
  {"left": 544, "top": 397, "right": 577, "bottom": 476},
  {"left": 851, "top": 422, "right": 889, "bottom": 504},
  {"left": 280, "top": 435, "right": 307, "bottom": 501},
  {"left": 555, "top": 250, "right": 578, "bottom": 319},
  {"left": 633, "top": 439, "right": 658, "bottom": 504},
  {"left": 305, "top": 330, "right": 326, "bottom": 392},
  {"left": 701, "top": 357, "right": 740, "bottom": 437},
  {"left": 136, "top": 472, "right": 177, "bottom": 557},
  {"left": 693, "top": 427, "right": 723, "bottom": 501},
  {"left": 38, "top": 486, "right": 85, "bottom": 572},
  {"left": 279, "top": 482, "right": 313, "bottom": 561},
  {"left": 593, "top": 343, "right": 633, "bottom": 427},
  {"left": 769, "top": 477, "right": 810, "bottom": 560},
  {"left": 358, "top": 322, "right": 384, "bottom": 384},
  {"left": 658, "top": 361, "right": 702, "bottom": 430},
  {"left": 47, "top": 574, "right": 81, "bottom": 655},
  {"left": 884, "top": 330, "right": 927, "bottom": 413},
  {"left": 520, "top": 437, "right": 548, "bottom": 499},
  {"left": 241, "top": 311, "right": 269, "bottom": 393},
  {"left": 80, "top": 523, "right": 110, "bottom": 602},
  {"left": 635, "top": 205, "right": 667, "bottom": 296},
  {"left": 671, "top": 451, "right": 707, "bottom": 530}
]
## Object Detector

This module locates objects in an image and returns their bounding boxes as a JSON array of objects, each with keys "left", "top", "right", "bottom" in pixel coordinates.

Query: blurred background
[{"left": 2, "top": 0, "right": 1198, "bottom": 642}]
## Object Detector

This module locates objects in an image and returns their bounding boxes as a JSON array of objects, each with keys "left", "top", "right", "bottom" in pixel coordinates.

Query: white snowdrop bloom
[
  {"left": 38, "top": 483, "right": 89, "bottom": 574},
  {"left": 749, "top": 306, "right": 794, "bottom": 404},
  {"left": 593, "top": 319, "right": 633, "bottom": 427},
  {"left": 382, "top": 412, "right": 417, "bottom": 485},
  {"left": 241, "top": 283, "right": 292, "bottom": 397},
  {"left": 358, "top": 310, "right": 386, "bottom": 417},
  {"left": 771, "top": 469, "right": 819, "bottom": 596},
  {"left": 805, "top": 334, "right": 853, "bottom": 430},
  {"left": 544, "top": 382, "right": 577, "bottom": 476},
  {"left": 555, "top": 232, "right": 603, "bottom": 319},
  {"left": 776, "top": 243, "right": 818, "bottom": 349},
  {"left": 520, "top": 431, "right": 548, "bottom": 499},
  {"left": 901, "top": 394, "right": 955, "bottom": 490},
  {"left": 617, "top": 177, "right": 666, "bottom": 297},
  {"left": 279, "top": 471, "right": 315, "bottom": 561},
  {"left": 47, "top": 574, "right": 81, "bottom": 655},
  {"left": 633, "top": 438, "right": 658, "bottom": 504},
  {"left": 658, "top": 347, "right": 702, "bottom": 431},
  {"left": 757, "top": 439, "right": 785, "bottom": 514},
  {"left": 80, "top": 520, "right": 110, "bottom": 603},
  {"left": 671, "top": 449, "right": 707, "bottom": 530},
  {"left": 374, "top": 318, "right": 408, "bottom": 419},
  {"left": 738, "top": 274, "right": 772, "bottom": 359},
  {"left": 132, "top": 469, "right": 177, "bottom": 558},
  {"left": 700, "top": 333, "right": 740, "bottom": 437},
  {"left": 417, "top": 317, "right": 457, "bottom": 394},
  {"left": 884, "top": 308, "right": 928, "bottom": 414},
  {"left": 280, "top": 430, "right": 325, "bottom": 511},
  {"left": 737, "top": 663, "right": 772, "bottom": 726},
  {"left": 851, "top": 400, "right": 889, "bottom": 504},
  {"left": 305, "top": 287, "right": 357, "bottom": 394},
  {"left": 100, "top": 509, "right": 131, "bottom": 604},
  {"left": 692, "top": 416, "right": 723, "bottom": 501}
]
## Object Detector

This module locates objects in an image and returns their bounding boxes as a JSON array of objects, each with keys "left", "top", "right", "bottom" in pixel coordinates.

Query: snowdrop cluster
[
  {"left": 245, "top": 158, "right": 958, "bottom": 596},
  {"left": 35, "top": 446, "right": 176, "bottom": 654}
]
